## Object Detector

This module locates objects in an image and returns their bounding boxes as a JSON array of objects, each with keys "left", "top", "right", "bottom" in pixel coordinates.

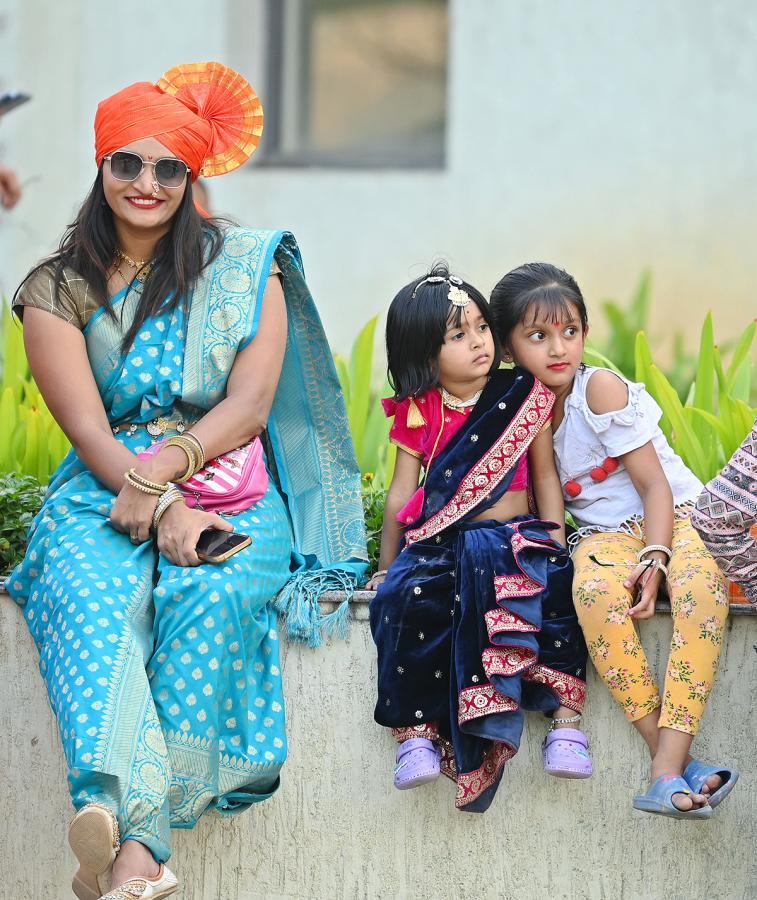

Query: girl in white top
[{"left": 490, "top": 262, "right": 738, "bottom": 820}]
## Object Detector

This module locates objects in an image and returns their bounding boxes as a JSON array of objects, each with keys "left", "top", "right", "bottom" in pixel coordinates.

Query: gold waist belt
[{"left": 111, "top": 416, "right": 195, "bottom": 438}]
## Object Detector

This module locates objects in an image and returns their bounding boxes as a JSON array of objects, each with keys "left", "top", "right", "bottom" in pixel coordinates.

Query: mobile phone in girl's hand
[
  {"left": 0, "top": 92, "right": 31, "bottom": 118},
  {"left": 196, "top": 528, "right": 251, "bottom": 563}
]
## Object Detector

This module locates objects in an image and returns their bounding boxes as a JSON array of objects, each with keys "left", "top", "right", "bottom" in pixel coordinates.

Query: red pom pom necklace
[{"left": 562, "top": 457, "right": 618, "bottom": 498}]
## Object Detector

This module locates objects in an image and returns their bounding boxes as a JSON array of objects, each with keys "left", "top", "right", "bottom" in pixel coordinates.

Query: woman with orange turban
[{"left": 8, "top": 63, "right": 366, "bottom": 899}]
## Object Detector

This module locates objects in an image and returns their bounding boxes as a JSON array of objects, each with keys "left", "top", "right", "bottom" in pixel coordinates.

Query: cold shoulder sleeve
[
  {"left": 12, "top": 265, "right": 95, "bottom": 330},
  {"left": 383, "top": 396, "right": 427, "bottom": 459},
  {"left": 581, "top": 376, "right": 661, "bottom": 458}
]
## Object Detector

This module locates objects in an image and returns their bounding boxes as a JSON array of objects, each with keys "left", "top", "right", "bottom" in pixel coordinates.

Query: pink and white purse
[{"left": 138, "top": 438, "right": 269, "bottom": 515}]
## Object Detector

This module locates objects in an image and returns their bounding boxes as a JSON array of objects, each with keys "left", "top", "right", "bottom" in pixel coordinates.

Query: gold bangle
[
  {"left": 183, "top": 431, "right": 207, "bottom": 468},
  {"left": 125, "top": 468, "right": 170, "bottom": 492},
  {"left": 124, "top": 469, "right": 167, "bottom": 495},
  {"left": 163, "top": 436, "right": 200, "bottom": 482}
]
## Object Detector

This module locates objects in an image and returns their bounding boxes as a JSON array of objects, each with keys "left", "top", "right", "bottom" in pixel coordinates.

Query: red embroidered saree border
[
  {"left": 523, "top": 665, "right": 586, "bottom": 713},
  {"left": 455, "top": 740, "right": 515, "bottom": 809},
  {"left": 404, "top": 380, "right": 554, "bottom": 545}
]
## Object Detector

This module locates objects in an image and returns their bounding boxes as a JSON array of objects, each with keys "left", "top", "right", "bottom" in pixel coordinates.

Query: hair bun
[{"left": 157, "top": 61, "right": 264, "bottom": 177}]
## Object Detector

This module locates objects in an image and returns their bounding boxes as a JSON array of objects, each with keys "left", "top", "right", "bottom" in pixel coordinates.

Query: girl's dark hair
[
  {"left": 386, "top": 262, "right": 501, "bottom": 400},
  {"left": 13, "top": 168, "right": 226, "bottom": 351},
  {"left": 489, "top": 262, "right": 588, "bottom": 351}
]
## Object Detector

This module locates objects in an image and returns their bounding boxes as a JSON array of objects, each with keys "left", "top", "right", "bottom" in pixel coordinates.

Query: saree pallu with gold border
[
  {"left": 370, "top": 369, "right": 587, "bottom": 812},
  {"left": 9, "top": 227, "right": 367, "bottom": 861}
]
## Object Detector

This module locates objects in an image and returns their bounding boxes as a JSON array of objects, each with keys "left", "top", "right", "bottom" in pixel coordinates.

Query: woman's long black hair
[
  {"left": 13, "top": 168, "right": 226, "bottom": 351},
  {"left": 386, "top": 262, "right": 501, "bottom": 400}
]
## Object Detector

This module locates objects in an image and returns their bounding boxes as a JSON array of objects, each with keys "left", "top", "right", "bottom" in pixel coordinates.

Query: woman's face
[{"left": 102, "top": 137, "right": 188, "bottom": 236}]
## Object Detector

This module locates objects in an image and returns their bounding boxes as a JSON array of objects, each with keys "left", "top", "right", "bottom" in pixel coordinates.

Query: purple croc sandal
[
  {"left": 543, "top": 728, "right": 593, "bottom": 779},
  {"left": 394, "top": 738, "right": 441, "bottom": 790}
]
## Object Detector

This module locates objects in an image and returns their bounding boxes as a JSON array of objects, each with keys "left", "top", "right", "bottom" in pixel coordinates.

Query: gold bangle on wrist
[
  {"left": 183, "top": 431, "right": 207, "bottom": 467},
  {"left": 124, "top": 469, "right": 169, "bottom": 495},
  {"left": 163, "top": 436, "right": 201, "bottom": 482}
]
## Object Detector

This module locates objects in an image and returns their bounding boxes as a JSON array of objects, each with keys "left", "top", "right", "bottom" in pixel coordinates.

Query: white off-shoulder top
[{"left": 552, "top": 366, "right": 702, "bottom": 536}]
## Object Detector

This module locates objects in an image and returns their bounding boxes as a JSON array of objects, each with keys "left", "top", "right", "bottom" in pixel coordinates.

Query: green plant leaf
[
  {"left": 347, "top": 316, "right": 378, "bottom": 460},
  {"left": 725, "top": 319, "right": 755, "bottom": 386},
  {"left": 691, "top": 312, "right": 715, "bottom": 452},
  {"left": 649, "top": 365, "right": 708, "bottom": 480},
  {"left": 582, "top": 344, "right": 623, "bottom": 374},
  {"left": 635, "top": 332, "right": 672, "bottom": 442},
  {"left": 0, "top": 387, "right": 18, "bottom": 469},
  {"left": 333, "top": 353, "right": 350, "bottom": 407},
  {"left": 629, "top": 270, "right": 651, "bottom": 333}
]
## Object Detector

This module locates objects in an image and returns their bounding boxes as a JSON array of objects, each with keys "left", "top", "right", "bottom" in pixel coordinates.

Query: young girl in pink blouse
[{"left": 367, "top": 264, "right": 591, "bottom": 813}]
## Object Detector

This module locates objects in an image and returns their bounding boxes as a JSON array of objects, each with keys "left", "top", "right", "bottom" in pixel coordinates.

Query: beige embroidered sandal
[
  {"left": 98, "top": 864, "right": 179, "bottom": 899},
  {"left": 69, "top": 804, "right": 121, "bottom": 900}
]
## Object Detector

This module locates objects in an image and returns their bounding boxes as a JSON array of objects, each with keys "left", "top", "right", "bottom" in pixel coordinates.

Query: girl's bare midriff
[{"left": 470, "top": 489, "right": 529, "bottom": 523}]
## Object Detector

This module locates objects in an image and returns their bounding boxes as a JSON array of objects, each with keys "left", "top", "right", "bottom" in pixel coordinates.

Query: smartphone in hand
[{"left": 196, "top": 528, "right": 251, "bottom": 563}]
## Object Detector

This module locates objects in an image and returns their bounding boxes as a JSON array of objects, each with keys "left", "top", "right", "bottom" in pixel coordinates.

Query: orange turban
[{"left": 94, "top": 62, "right": 264, "bottom": 180}]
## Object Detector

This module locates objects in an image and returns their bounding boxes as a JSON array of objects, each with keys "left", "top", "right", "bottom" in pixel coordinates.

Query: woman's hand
[
  {"left": 109, "top": 482, "right": 159, "bottom": 544},
  {"left": 625, "top": 560, "right": 664, "bottom": 619},
  {"left": 156, "top": 502, "right": 234, "bottom": 567},
  {"left": 366, "top": 571, "right": 388, "bottom": 591}
]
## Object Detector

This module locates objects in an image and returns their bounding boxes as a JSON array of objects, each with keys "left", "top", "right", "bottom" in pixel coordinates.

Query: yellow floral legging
[{"left": 573, "top": 515, "right": 729, "bottom": 735}]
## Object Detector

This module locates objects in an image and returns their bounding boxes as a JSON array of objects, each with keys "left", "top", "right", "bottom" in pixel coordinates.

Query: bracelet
[
  {"left": 124, "top": 469, "right": 169, "bottom": 495},
  {"left": 163, "top": 436, "right": 201, "bottom": 483},
  {"left": 183, "top": 431, "right": 207, "bottom": 467},
  {"left": 641, "top": 557, "right": 669, "bottom": 580},
  {"left": 152, "top": 488, "right": 184, "bottom": 529},
  {"left": 373, "top": 569, "right": 388, "bottom": 578},
  {"left": 638, "top": 544, "right": 672, "bottom": 562}
]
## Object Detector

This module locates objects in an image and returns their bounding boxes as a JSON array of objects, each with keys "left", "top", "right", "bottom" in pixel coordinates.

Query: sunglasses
[{"left": 103, "top": 150, "right": 189, "bottom": 189}]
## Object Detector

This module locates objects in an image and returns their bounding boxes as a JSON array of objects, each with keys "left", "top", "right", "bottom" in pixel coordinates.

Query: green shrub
[
  {"left": 589, "top": 272, "right": 699, "bottom": 399},
  {"left": 635, "top": 314, "right": 755, "bottom": 482},
  {"left": 361, "top": 473, "right": 386, "bottom": 576},
  {"left": 0, "top": 472, "right": 45, "bottom": 573}
]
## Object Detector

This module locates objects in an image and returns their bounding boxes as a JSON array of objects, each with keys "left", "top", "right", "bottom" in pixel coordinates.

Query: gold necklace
[
  {"left": 114, "top": 250, "right": 153, "bottom": 284},
  {"left": 116, "top": 248, "right": 150, "bottom": 268}
]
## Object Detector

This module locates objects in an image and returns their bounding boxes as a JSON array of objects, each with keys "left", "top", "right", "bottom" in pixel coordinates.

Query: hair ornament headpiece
[{"left": 411, "top": 273, "right": 471, "bottom": 307}]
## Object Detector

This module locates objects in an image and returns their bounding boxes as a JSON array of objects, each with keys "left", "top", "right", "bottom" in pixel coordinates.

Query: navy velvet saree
[{"left": 370, "top": 369, "right": 588, "bottom": 812}]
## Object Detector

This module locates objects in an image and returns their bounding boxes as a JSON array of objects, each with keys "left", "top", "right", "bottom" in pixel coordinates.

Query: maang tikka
[{"left": 411, "top": 274, "right": 471, "bottom": 307}]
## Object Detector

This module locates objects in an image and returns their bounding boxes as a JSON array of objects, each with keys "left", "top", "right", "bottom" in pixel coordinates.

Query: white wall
[{"left": 1, "top": 0, "right": 756, "bottom": 356}]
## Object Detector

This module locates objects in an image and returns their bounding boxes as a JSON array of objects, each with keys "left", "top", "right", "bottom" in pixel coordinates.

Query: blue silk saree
[
  {"left": 370, "top": 369, "right": 587, "bottom": 812},
  {"left": 9, "top": 227, "right": 367, "bottom": 861}
]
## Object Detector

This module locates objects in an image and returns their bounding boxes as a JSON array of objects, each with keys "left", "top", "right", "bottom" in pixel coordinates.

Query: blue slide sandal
[
  {"left": 633, "top": 774, "right": 713, "bottom": 820},
  {"left": 683, "top": 759, "right": 739, "bottom": 809}
]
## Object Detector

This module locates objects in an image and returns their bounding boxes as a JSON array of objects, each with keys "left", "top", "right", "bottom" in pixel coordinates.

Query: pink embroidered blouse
[{"left": 382, "top": 387, "right": 529, "bottom": 491}]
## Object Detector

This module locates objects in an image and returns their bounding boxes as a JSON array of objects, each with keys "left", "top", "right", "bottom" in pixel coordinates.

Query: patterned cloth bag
[{"left": 139, "top": 438, "right": 269, "bottom": 515}]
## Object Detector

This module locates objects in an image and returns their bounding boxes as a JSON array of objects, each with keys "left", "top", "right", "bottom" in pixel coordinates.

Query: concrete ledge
[{"left": 1, "top": 588, "right": 755, "bottom": 900}]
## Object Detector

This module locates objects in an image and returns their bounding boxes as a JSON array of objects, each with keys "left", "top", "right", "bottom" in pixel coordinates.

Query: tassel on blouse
[{"left": 406, "top": 396, "right": 426, "bottom": 429}]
